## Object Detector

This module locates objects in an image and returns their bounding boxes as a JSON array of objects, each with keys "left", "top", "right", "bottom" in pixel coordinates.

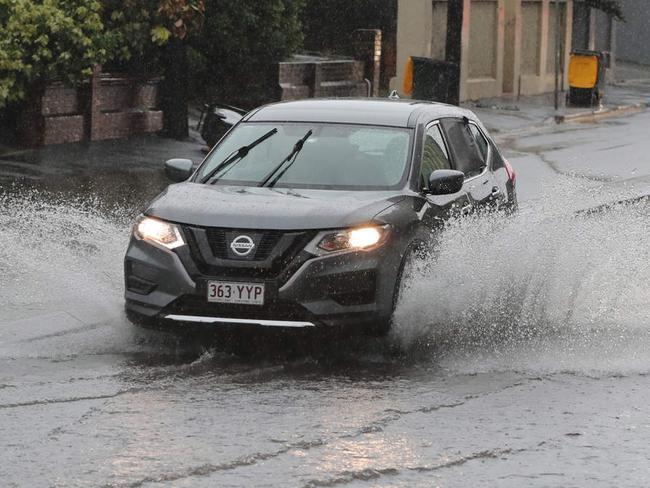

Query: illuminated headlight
[
  {"left": 133, "top": 216, "right": 185, "bottom": 250},
  {"left": 317, "top": 225, "right": 390, "bottom": 253}
]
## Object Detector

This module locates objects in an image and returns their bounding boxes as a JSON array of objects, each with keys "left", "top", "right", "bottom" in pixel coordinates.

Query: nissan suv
[{"left": 124, "top": 98, "right": 517, "bottom": 335}]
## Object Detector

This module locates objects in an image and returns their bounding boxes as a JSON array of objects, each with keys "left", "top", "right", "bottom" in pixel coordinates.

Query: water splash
[
  {"left": 2, "top": 184, "right": 649, "bottom": 371},
  {"left": 0, "top": 189, "right": 131, "bottom": 309},
  {"left": 392, "top": 182, "right": 650, "bottom": 374},
  {"left": 0, "top": 189, "right": 154, "bottom": 358}
]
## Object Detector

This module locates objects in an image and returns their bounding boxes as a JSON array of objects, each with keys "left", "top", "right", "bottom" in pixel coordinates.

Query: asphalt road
[{"left": 1, "top": 113, "right": 649, "bottom": 487}]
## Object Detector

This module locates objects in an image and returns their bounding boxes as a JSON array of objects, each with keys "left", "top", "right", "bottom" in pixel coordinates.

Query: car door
[
  {"left": 418, "top": 121, "right": 472, "bottom": 228},
  {"left": 439, "top": 117, "right": 502, "bottom": 211}
]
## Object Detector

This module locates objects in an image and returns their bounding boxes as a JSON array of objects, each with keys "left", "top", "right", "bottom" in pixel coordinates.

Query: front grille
[
  {"left": 256, "top": 231, "right": 283, "bottom": 259},
  {"left": 205, "top": 228, "right": 227, "bottom": 258},
  {"left": 182, "top": 225, "right": 316, "bottom": 282},
  {"left": 205, "top": 228, "right": 283, "bottom": 260}
]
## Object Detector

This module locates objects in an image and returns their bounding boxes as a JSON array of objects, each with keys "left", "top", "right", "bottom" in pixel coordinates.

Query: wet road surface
[{"left": 1, "top": 114, "right": 649, "bottom": 487}]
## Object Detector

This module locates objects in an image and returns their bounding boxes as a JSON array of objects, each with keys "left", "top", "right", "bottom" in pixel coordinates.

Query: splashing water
[
  {"left": 0, "top": 189, "right": 131, "bottom": 308},
  {"left": 0, "top": 189, "right": 149, "bottom": 357},
  {"left": 1, "top": 183, "right": 649, "bottom": 370},
  {"left": 392, "top": 181, "right": 650, "bottom": 374}
]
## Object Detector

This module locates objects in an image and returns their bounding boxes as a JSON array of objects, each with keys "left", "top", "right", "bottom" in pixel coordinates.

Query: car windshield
[{"left": 195, "top": 122, "right": 413, "bottom": 190}]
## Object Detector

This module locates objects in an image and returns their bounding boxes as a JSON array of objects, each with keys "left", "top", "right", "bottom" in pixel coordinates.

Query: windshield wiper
[
  {"left": 201, "top": 128, "right": 278, "bottom": 184},
  {"left": 258, "top": 130, "right": 313, "bottom": 188}
]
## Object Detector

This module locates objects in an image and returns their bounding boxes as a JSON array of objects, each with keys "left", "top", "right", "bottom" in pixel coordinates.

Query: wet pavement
[
  {"left": 465, "top": 64, "right": 650, "bottom": 135},
  {"left": 1, "top": 111, "right": 649, "bottom": 487}
]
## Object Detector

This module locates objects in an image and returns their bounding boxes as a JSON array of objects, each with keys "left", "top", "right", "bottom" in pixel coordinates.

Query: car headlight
[
  {"left": 133, "top": 216, "right": 185, "bottom": 250},
  {"left": 317, "top": 225, "right": 390, "bottom": 253}
]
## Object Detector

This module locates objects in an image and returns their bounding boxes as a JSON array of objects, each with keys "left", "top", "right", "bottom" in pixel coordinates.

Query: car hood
[{"left": 146, "top": 182, "right": 406, "bottom": 230}]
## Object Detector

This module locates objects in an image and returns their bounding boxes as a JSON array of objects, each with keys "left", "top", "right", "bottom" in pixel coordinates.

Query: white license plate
[{"left": 207, "top": 281, "right": 265, "bottom": 305}]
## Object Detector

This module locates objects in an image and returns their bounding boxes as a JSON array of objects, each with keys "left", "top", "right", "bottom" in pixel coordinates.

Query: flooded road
[{"left": 1, "top": 115, "right": 650, "bottom": 487}]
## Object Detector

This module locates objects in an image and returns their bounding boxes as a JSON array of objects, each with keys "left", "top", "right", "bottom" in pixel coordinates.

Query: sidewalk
[{"left": 464, "top": 61, "right": 650, "bottom": 136}]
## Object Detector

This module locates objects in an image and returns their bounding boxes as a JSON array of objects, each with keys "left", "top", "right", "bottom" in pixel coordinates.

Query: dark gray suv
[{"left": 124, "top": 99, "right": 517, "bottom": 334}]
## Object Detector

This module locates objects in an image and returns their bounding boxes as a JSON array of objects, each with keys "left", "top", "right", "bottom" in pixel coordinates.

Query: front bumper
[{"left": 124, "top": 232, "right": 401, "bottom": 331}]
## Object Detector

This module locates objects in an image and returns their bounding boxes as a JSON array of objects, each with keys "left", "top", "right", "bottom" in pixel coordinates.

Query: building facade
[{"left": 393, "top": 0, "right": 573, "bottom": 101}]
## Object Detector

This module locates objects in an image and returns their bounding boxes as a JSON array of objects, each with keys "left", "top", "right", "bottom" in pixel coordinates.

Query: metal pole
[
  {"left": 445, "top": 0, "right": 463, "bottom": 106},
  {"left": 554, "top": 0, "right": 561, "bottom": 112}
]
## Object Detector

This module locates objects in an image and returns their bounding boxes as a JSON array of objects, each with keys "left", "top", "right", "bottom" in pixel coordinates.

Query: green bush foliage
[
  {"left": 189, "top": 0, "right": 304, "bottom": 106},
  {"left": 0, "top": 0, "right": 108, "bottom": 106},
  {"left": 102, "top": 0, "right": 205, "bottom": 74},
  {"left": 302, "top": 0, "right": 396, "bottom": 55}
]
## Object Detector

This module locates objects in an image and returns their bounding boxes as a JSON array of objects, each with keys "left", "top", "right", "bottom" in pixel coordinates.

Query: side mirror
[
  {"left": 428, "top": 169, "right": 464, "bottom": 195},
  {"left": 164, "top": 158, "right": 194, "bottom": 182}
]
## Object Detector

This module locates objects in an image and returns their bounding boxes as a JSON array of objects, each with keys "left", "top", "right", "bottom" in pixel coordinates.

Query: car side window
[
  {"left": 440, "top": 118, "right": 485, "bottom": 178},
  {"left": 468, "top": 124, "right": 489, "bottom": 163},
  {"left": 420, "top": 124, "right": 451, "bottom": 189},
  {"left": 490, "top": 140, "right": 506, "bottom": 170}
]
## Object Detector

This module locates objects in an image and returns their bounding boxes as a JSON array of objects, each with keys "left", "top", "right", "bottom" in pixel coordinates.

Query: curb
[
  {"left": 554, "top": 102, "right": 650, "bottom": 124},
  {"left": 492, "top": 100, "right": 650, "bottom": 142}
]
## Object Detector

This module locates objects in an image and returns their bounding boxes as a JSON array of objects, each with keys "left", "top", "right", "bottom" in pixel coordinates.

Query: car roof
[{"left": 244, "top": 98, "right": 476, "bottom": 129}]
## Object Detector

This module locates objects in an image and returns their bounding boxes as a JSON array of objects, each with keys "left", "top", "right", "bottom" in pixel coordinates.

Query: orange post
[{"left": 403, "top": 57, "right": 414, "bottom": 96}]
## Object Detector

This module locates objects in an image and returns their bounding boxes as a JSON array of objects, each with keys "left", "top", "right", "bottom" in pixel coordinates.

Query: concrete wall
[
  {"left": 395, "top": 0, "right": 435, "bottom": 94},
  {"left": 503, "top": 0, "right": 522, "bottom": 92},
  {"left": 505, "top": 0, "right": 572, "bottom": 96},
  {"left": 395, "top": 0, "right": 572, "bottom": 100},
  {"left": 463, "top": 0, "right": 505, "bottom": 100},
  {"left": 616, "top": 0, "right": 650, "bottom": 65},
  {"left": 395, "top": 0, "right": 505, "bottom": 101}
]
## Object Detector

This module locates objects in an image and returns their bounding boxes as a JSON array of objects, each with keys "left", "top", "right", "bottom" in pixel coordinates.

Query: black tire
[
  {"left": 368, "top": 244, "right": 425, "bottom": 336},
  {"left": 505, "top": 190, "right": 519, "bottom": 215}
]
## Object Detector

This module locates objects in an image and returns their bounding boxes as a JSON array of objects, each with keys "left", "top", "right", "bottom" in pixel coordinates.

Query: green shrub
[
  {"left": 302, "top": 0, "right": 395, "bottom": 55},
  {"left": 189, "top": 0, "right": 304, "bottom": 107},
  {"left": 0, "top": 0, "right": 108, "bottom": 106}
]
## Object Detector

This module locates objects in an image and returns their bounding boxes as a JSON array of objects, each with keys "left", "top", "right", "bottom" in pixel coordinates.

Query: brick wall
[
  {"left": 92, "top": 111, "right": 163, "bottom": 141},
  {"left": 18, "top": 69, "right": 163, "bottom": 146},
  {"left": 279, "top": 57, "right": 368, "bottom": 101}
]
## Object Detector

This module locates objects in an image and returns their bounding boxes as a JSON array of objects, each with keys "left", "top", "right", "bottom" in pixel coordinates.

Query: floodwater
[{"left": 1, "top": 118, "right": 650, "bottom": 487}]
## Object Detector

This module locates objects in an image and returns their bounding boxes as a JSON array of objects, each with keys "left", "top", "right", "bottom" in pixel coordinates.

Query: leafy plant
[
  {"left": 0, "top": 0, "right": 108, "bottom": 106},
  {"left": 302, "top": 0, "right": 396, "bottom": 55},
  {"left": 189, "top": 0, "right": 304, "bottom": 107},
  {"left": 101, "top": 0, "right": 205, "bottom": 74}
]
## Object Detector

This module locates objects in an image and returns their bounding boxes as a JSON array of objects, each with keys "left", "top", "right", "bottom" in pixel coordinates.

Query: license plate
[{"left": 207, "top": 281, "right": 265, "bottom": 306}]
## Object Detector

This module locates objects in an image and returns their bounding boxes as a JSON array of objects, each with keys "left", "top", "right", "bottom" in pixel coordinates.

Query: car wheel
[
  {"left": 507, "top": 190, "right": 519, "bottom": 214},
  {"left": 368, "top": 244, "right": 425, "bottom": 336}
]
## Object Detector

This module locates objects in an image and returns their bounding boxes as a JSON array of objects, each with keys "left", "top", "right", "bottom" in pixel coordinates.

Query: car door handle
[{"left": 491, "top": 186, "right": 502, "bottom": 196}]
